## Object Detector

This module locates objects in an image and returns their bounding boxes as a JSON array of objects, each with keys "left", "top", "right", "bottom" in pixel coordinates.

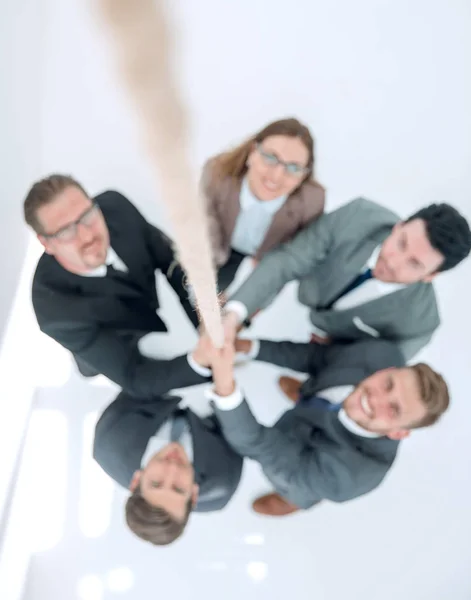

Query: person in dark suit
[
  {"left": 25, "top": 174, "right": 208, "bottom": 396},
  {"left": 206, "top": 336, "right": 450, "bottom": 517},
  {"left": 93, "top": 385, "right": 244, "bottom": 545}
]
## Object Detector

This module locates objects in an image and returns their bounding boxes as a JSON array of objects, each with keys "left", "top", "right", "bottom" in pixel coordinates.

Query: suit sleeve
[
  {"left": 227, "top": 210, "right": 335, "bottom": 317},
  {"left": 396, "top": 332, "right": 434, "bottom": 362},
  {"left": 255, "top": 339, "right": 329, "bottom": 373},
  {"left": 43, "top": 320, "right": 209, "bottom": 397},
  {"left": 212, "top": 392, "right": 358, "bottom": 509},
  {"left": 144, "top": 222, "right": 200, "bottom": 329}
]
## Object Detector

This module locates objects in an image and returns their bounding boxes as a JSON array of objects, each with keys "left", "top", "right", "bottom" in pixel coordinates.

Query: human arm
[
  {"left": 208, "top": 338, "right": 353, "bottom": 508},
  {"left": 224, "top": 210, "right": 335, "bottom": 324},
  {"left": 209, "top": 386, "right": 358, "bottom": 508},
  {"left": 144, "top": 223, "right": 199, "bottom": 329},
  {"left": 234, "top": 338, "right": 329, "bottom": 374},
  {"left": 42, "top": 320, "right": 211, "bottom": 397}
]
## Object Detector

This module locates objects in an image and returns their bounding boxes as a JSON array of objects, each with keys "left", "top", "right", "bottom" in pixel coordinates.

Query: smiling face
[
  {"left": 343, "top": 367, "right": 428, "bottom": 439},
  {"left": 374, "top": 219, "right": 444, "bottom": 284},
  {"left": 36, "top": 186, "right": 110, "bottom": 274},
  {"left": 245, "top": 135, "right": 310, "bottom": 201},
  {"left": 130, "top": 442, "right": 199, "bottom": 523}
]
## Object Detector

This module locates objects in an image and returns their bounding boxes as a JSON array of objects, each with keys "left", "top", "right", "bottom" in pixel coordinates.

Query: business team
[{"left": 24, "top": 118, "right": 471, "bottom": 545}]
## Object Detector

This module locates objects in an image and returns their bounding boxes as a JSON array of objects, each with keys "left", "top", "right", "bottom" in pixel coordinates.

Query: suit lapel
[
  {"left": 221, "top": 178, "right": 243, "bottom": 243},
  {"left": 107, "top": 220, "right": 149, "bottom": 286},
  {"left": 321, "top": 229, "right": 390, "bottom": 306},
  {"left": 257, "top": 192, "right": 303, "bottom": 256}
]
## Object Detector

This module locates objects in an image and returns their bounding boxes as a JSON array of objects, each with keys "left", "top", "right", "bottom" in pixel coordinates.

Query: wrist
[
  {"left": 192, "top": 350, "right": 209, "bottom": 368},
  {"left": 214, "top": 377, "right": 235, "bottom": 397},
  {"left": 234, "top": 338, "right": 252, "bottom": 354}
]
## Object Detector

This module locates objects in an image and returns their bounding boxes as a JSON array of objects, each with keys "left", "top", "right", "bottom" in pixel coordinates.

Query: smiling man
[
  {"left": 207, "top": 337, "right": 450, "bottom": 516},
  {"left": 93, "top": 383, "right": 243, "bottom": 545},
  {"left": 222, "top": 198, "right": 471, "bottom": 365},
  {"left": 24, "top": 175, "right": 205, "bottom": 397}
]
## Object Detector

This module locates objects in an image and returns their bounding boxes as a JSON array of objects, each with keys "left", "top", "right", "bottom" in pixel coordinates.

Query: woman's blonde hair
[{"left": 211, "top": 117, "right": 318, "bottom": 185}]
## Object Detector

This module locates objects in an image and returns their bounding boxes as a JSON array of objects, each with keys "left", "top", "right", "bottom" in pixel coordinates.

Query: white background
[{"left": 1, "top": 0, "right": 470, "bottom": 599}]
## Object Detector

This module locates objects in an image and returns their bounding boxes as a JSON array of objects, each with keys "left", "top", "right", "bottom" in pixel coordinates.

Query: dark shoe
[
  {"left": 252, "top": 493, "right": 300, "bottom": 516},
  {"left": 278, "top": 376, "right": 302, "bottom": 403}
]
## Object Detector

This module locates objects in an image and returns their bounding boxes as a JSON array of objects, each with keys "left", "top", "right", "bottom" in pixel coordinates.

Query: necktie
[
  {"left": 170, "top": 411, "right": 187, "bottom": 442},
  {"left": 301, "top": 395, "right": 342, "bottom": 411},
  {"left": 322, "top": 268, "right": 373, "bottom": 310}
]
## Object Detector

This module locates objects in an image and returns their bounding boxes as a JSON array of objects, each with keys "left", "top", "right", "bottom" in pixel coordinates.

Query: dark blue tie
[
  {"left": 170, "top": 411, "right": 187, "bottom": 442},
  {"left": 323, "top": 268, "right": 373, "bottom": 310},
  {"left": 301, "top": 395, "right": 342, "bottom": 411}
]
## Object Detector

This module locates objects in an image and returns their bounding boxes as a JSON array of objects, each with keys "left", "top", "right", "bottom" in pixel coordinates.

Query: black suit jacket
[
  {"left": 93, "top": 391, "right": 243, "bottom": 512},
  {"left": 32, "top": 190, "right": 203, "bottom": 396},
  {"left": 213, "top": 339, "right": 405, "bottom": 509}
]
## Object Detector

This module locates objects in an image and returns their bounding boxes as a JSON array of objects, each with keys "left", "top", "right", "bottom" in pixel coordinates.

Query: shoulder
[
  {"left": 295, "top": 180, "right": 326, "bottom": 221},
  {"left": 362, "top": 339, "right": 406, "bottom": 370},
  {"left": 329, "top": 339, "right": 405, "bottom": 371},
  {"left": 95, "top": 190, "right": 145, "bottom": 222},
  {"left": 400, "top": 281, "right": 440, "bottom": 321},
  {"left": 335, "top": 197, "right": 400, "bottom": 224},
  {"left": 95, "top": 389, "right": 127, "bottom": 424},
  {"left": 200, "top": 157, "right": 237, "bottom": 200},
  {"left": 32, "top": 252, "right": 66, "bottom": 296},
  {"left": 200, "top": 158, "right": 218, "bottom": 188}
]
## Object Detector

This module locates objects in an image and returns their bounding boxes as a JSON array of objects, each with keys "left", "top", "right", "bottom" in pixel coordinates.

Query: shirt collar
[
  {"left": 367, "top": 245, "right": 405, "bottom": 293},
  {"left": 81, "top": 246, "right": 115, "bottom": 277},
  {"left": 366, "top": 245, "right": 381, "bottom": 270},
  {"left": 240, "top": 177, "right": 287, "bottom": 214},
  {"left": 338, "top": 408, "right": 381, "bottom": 438}
]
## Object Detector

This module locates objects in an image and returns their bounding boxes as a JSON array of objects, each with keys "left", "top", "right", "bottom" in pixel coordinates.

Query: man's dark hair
[
  {"left": 407, "top": 203, "right": 471, "bottom": 272},
  {"left": 125, "top": 486, "right": 193, "bottom": 546}
]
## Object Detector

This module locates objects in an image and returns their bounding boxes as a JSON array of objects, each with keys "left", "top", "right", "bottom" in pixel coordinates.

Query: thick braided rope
[{"left": 96, "top": 0, "right": 224, "bottom": 347}]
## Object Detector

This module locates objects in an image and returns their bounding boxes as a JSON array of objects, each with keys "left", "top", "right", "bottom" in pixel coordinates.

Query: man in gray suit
[
  {"left": 206, "top": 336, "right": 449, "bottom": 517},
  {"left": 222, "top": 200, "right": 471, "bottom": 376},
  {"left": 93, "top": 363, "right": 243, "bottom": 544}
]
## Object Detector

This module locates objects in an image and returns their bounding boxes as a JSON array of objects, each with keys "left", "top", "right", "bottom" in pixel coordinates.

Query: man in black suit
[
  {"left": 25, "top": 174, "right": 207, "bottom": 396},
  {"left": 206, "top": 336, "right": 450, "bottom": 516},
  {"left": 93, "top": 343, "right": 244, "bottom": 545}
]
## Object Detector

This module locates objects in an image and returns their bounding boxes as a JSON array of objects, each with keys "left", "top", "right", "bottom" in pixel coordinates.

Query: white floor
[
  {"left": 16, "top": 266, "right": 471, "bottom": 600},
  {"left": 5, "top": 0, "right": 470, "bottom": 597}
]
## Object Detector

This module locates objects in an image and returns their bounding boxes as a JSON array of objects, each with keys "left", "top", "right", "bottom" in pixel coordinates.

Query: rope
[{"left": 96, "top": 0, "right": 224, "bottom": 347}]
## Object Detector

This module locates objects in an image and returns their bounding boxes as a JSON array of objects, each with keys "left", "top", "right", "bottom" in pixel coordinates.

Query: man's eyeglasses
[
  {"left": 256, "top": 144, "right": 309, "bottom": 177},
  {"left": 42, "top": 202, "right": 101, "bottom": 242}
]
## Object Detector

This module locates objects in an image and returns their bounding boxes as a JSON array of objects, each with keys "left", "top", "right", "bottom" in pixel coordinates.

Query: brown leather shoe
[
  {"left": 252, "top": 493, "right": 300, "bottom": 516},
  {"left": 278, "top": 376, "right": 302, "bottom": 403}
]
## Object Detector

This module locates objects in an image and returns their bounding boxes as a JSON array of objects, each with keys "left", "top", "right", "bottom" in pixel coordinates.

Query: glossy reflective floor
[
  {"left": 16, "top": 0, "right": 471, "bottom": 597},
  {"left": 19, "top": 266, "right": 471, "bottom": 600}
]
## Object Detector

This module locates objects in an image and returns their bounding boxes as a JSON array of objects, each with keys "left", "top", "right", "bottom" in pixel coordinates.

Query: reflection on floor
[{"left": 19, "top": 281, "right": 471, "bottom": 600}]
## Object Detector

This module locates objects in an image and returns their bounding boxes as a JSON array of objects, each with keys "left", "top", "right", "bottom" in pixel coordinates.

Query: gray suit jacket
[
  {"left": 93, "top": 391, "right": 243, "bottom": 512},
  {"left": 212, "top": 339, "right": 404, "bottom": 509},
  {"left": 229, "top": 198, "right": 440, "bottom": 360}
]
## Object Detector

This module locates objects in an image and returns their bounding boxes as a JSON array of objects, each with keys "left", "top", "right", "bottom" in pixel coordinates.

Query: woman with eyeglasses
[{"left": 202, "top": 118, "right": 325, "bottom": 294}]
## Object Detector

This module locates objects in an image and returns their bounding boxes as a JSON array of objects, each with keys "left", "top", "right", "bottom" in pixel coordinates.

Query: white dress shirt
[
  {"left": 230, "top": 177, "right": 287, "bottom": 256},
  {"left": 206, "top": 382, "right": 379, "bottom": 439},
  {"left": 226, "top": 245, "right": 404, "bottom": 339},
  {"left": 140, "top": 417, "right": 194, "bottom": 467},
  {"left": 81, "top": 246, "right": 128, "bottom": 277}
]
